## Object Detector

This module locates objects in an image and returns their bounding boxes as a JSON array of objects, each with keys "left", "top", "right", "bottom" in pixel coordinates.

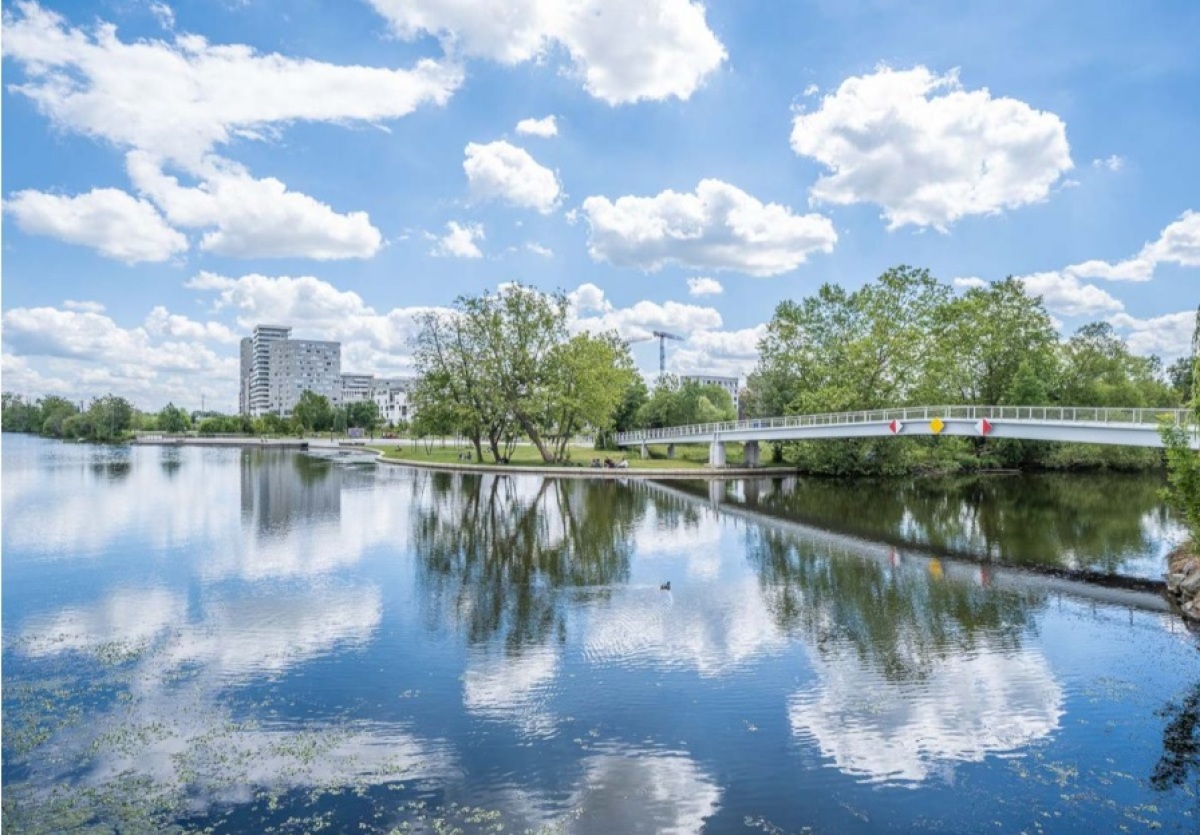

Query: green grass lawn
[
  {"left": 370, "top": 442, "right": 712, "bottom": 469},
  {"left": 369, "top": 438, "right": 796, "bottom": 469}
]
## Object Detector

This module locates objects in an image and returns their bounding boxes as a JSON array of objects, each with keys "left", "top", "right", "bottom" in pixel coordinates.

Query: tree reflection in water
[
  {"left": 746, "top": 526, "right": 1041, "bottom": 683},
  {"left": 696, "top": 472, "right": 1173, "bottom": 575},
  {"left": 412, "top": 473, "right": 644, "bottom": 648},
  {"left": 1152, "top": 682, "right": 1200, "bottom": 791}
]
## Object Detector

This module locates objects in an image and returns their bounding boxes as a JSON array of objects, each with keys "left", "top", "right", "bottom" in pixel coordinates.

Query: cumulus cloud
[
  {"left": 3, "top": 2, "right": 456, "bottom": 261},
  {"left": 430, "top": 221, "right": 484, "bottom": 258},
  {"left": 670, "top": 326, "right": 765, "bottom": 378},
  {"left": 368, "top": 0, "right": 725, "bottom": 104},
  {"left": 1016, "top": 272, "right": 1124, "bottom": 317},
  {"left": 1108, "top": 311, "right": 1196, "bottom": 359},
  {"left": 463, "top": 140, "right": 561, "bottom": 213},
  {"left": 126, "top": 152, "right": 382, "bottom": 259},
  {"left": 953, "top": 276, "right": 988, "bottom": 290},
  {"left": 525, "top": 242, "right": 553, "bottom": 257},
  {"left": 790, "top": 66, "right": 1073, "bottom": 230},
  {"left": 516, "top": 115, "right": 558, "bottom": 137},
  {"left": 687, "top": 277, "right": 723, "bottom": 296},
  {"left": 567, "top": 282, "right": 722, "bottom": 340},
  {"left": 1092, "top": 154, "right": 1125, "bottom": 171},
  {"left": 1067, "top": 210, "right": 1200, "bottom": 282},
  {"left": 4, "top": 187, "right": 187, "bottom": 263},
  {"left": 3, "top": 2, "right": 462, "bottom": 169},
  {"left": 63, "top": 300, "right": 106, "bottom": 313},
  {"left": 144, "top": 306, "right": 239, "bottom": 343},
  {"left": 582, "top": 179, "right": 837, "bottom": 276},
  {"left": 187, "top": 271, "right": 447, "bottom": 378}
]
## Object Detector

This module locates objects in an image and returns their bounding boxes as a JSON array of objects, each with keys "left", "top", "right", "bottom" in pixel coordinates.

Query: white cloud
[
  {"left": 791, "top": 66, "right": 1073, "bottom": 230},
  {"left": 4, "top": 187, "right": 188, "bottom": 263},
  {"left": 187, "top": 271, "right": 448, "bottom": 380},
  {"left": 148, "top": 1, "right": 174, "bottom": 30},
  {"left": 1092, "top": 154, "right": 1125, "bottom": 171},
  {"left": 1066, "top": 210, "right": 1200, "bottom": 282},
  {"left": 368, "top": 0, "right": 725, "bottom": 104},
  {"left": 62, "top": 300, "right": 106, "bottom": 313},
  {"left": 144, "top": 306, "right": 239, "bottom": 343},
  {"left": 1109, "top": 311, "right": 1196, "bottom": 358},
  {"left": 430, "top": 220, "right": 484, "bottom": 258},
  {"left": 463, "top": 140, "right": 561, "bottom": 213},
  {"left": 686, "top": 276, "right": 723, "bottom": 296},
  {"left": 516, "top": 115, "right": 557, "bottom": 137},
  {"left": 1016, "top": 271, "right": 1124, "bottom": 317},
  {"left": 803, "top": 83, "right": 819, "bottom": 97},
  {"left": 567, "top": 283, "right": 722, "bottom": 340},
  {"left": 670, "top": 326, "right": 765, "bottom": 378},
  {"left": 953, "top": 276, "right": 988, "bottom": 290},
  {"left": 525, "top": 242, "right": 553, "bottom": 257},
  {"left": 3, "top": 2, "right": 462, "bottom": 169},
  {"left": 126, "top": 152, "right": 382, "bottom": 260},
  {"left": 582, "top": 179, "right": 837, "bottom": 276},
  {"left": 0, "top": 304, "right": 239, "bottom": 408}
]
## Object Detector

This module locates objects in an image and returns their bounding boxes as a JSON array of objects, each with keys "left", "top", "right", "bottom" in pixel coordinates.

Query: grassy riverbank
[{"left": 371, "top": 441, "right": 796, "bottom": 470}]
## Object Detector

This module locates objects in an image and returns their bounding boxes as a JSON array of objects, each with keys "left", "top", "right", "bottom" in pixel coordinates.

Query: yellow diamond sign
[{"left": 930, "top": 417, "right": 945, "bottom": 434}]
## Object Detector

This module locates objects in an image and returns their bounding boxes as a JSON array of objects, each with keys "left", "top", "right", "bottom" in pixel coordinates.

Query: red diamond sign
[
  {"left": 889, "top": 419, "right": 903, "bottom": 434},
  {"left": 976, "top": 418, "right": 993, "bottom": 435}
]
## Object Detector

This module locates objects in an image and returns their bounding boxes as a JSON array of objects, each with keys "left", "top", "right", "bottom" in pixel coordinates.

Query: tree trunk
[{"left": 513, "top": 409, "right": 553, "bottom": 462}]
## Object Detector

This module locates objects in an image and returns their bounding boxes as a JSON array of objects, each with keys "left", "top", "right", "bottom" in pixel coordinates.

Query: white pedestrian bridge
[{"left": 616, "top": 405, "right": 1199, "bottom": 466}]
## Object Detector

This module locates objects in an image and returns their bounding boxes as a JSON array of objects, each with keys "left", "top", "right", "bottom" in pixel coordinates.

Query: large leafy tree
[
  {"left": 411, "top": 285, "right": 633, "bottom": 463},
  {"left": 291, "top": 390, "right": 333, "bottom": 433},
  {"left": 158, "top": 402, "right": 191, "bottom": 433}
]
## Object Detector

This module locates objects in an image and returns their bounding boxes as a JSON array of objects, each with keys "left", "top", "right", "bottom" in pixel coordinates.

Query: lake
[{"left": 3, "top": 433, "right": 1199, "bottom": 833}]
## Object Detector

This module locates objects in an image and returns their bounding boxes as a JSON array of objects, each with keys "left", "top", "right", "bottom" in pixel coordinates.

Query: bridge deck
[{"left": 617, "top": 405, "right": 1198, "bottom": 450}]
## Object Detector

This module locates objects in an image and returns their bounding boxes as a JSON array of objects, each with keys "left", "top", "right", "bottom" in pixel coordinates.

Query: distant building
[
  {"left": 340, "top": 372, "right": 375, "bottom": 404},
  {"left": 239, "top": 325, "right": 417, "bottom": 423},
  {"left": 680, "top": 374, "right": 740, "bottom": 414},
  {"left": 372, "top": 377, "right": 416, "bottom": 426},
  {"left": 239, "top": 325, "right": 341, "bottom": 417}
]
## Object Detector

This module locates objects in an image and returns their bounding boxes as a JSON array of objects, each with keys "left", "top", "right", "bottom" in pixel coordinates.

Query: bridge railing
[{"left": 616, "top": 405, "right": 1193, "bottom": 444}]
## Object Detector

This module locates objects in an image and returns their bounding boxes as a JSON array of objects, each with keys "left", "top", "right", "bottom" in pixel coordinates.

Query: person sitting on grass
[{"left": 617, "top": 458, "right": 629, "bottom": 469}]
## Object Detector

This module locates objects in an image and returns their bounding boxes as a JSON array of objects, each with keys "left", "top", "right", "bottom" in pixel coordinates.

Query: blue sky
[{"left": 3, "top": 0, "right": 1198, "bottom": 411}]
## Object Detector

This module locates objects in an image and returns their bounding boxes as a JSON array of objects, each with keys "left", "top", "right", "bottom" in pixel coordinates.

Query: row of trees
[
  {"left": 745, "top": 266, "right": 1190, "bottom": 473},
  {"left": 0, "top": 391, "right": 386, "bottom": 441}
]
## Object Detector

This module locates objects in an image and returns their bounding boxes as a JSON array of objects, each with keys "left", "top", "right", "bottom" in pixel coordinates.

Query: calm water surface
[{"left": 3, "top": 434, "right": 1199, "bottom": 833}]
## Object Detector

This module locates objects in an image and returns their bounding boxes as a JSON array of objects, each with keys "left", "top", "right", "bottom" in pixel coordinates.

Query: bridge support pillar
[
  {"left": 709, "top": 440, "right": 726, "bottom": 468},
  {"left": 639, "top": 442, "right": 649, "bottom": 459},
  {"left": 667, "top": 444, "right": 676, "bottom": 460},
  {"left": 743, "top": 441, "right": 761, "bottom": 467}
]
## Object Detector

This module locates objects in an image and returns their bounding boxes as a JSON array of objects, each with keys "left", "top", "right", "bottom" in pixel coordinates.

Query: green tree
[
  {"left": 543, "top": 332, "right": 637, "bottom": 460},
  {"left": 635, "top": 376, "right": 736, "bottom": 428},
  {"left": 411, "top": 307, "right": 510, "bottom": 462},
  {"left": 1, "top": 393, "right": 42, "bottom": 432},
  {"left": 157, "top": 402, "right": 191, "bottom": 433},
  {"left": 1058, "top": 322, "right": 1177, "bottom": 407},
  {"left": 291, "top": 390, "right": 333, "bottom": 433}
]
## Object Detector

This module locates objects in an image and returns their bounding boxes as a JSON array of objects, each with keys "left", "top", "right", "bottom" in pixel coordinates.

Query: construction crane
[{"left": 651, "top": 330, "right": 683, "bottom": 377}]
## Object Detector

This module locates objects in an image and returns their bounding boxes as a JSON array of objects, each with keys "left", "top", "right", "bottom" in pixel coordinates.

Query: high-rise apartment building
[
  {"left": 240, "top": 325, "right": 341, "bottom": 417},
  {"left": 239, "top": 325, "right": 417, "bottom": 424}
]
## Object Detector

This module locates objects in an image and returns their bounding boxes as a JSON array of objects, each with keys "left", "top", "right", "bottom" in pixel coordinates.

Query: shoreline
[{"left": 368, "top": 450, "right": 793, "bottom": 479}]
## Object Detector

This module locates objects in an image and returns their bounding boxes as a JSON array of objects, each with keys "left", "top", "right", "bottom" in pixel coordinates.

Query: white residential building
[
  {"left": 341, "top": 373, "right": 375, "bottom": 404},
  {"left": 372, "top": 377, "right": 416, "bottom": 426},
  {"left": 239, "top": 325, "right": 342, "bottom": 417},
  {"left": 680, "top": 374, "right": 740, "bottom": 413}
]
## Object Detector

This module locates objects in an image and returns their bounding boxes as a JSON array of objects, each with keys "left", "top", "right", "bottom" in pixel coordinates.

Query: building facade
[
  {"left": 240, "top": 325, "right": 342, "bottom": 417},
  {"left": 340, "top": 373, "right": 375, "bottom": 404},
  {"left": 372, "top": 377, "right": 415, "bottom": 426},
  {"left": 680, "top": 374, "right": 740, "bottom": 413},
  {"left": 238, "top": 324, "right": 417, "bottom": 424}
]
